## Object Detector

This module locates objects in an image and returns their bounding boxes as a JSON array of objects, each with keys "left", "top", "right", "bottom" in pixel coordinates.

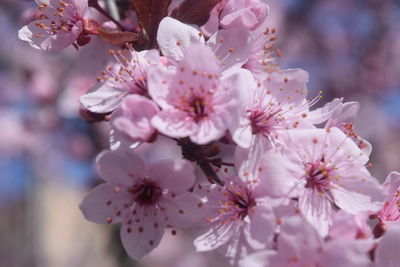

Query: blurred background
[{"left": 0, "top": 0, "right": 399, "bottom": 266}]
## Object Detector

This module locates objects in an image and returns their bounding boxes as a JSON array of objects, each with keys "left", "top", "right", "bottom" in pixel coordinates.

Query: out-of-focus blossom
[
  {"left": 374, "top": 223, "right": 400, "bottom": 267},
  {"left": 241, "top": 215, "right": 371, "bottom": 267},
  {"left": 329, "top": 212, "right": 372, "bottom": 240}
]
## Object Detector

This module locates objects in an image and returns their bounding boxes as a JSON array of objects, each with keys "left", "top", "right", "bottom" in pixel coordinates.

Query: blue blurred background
[{"left": 0, "top": 0, "right": 399, "bottom": 266}]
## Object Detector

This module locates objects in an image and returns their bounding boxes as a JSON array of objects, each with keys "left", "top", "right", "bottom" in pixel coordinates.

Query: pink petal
[
  {"left": 307, "top": 97, "right": 344, "bottom": 124},
  {"left": 194, "top": 222, "right": 236, "bottom": 252},
  {"left": 265, "top": 68, "right": 309, "bottom": 106},
  {"left": 325, "top": 100, "right": 360, "bottom": 128},
  {"left": 376, "top": 223, "right": 400, "bottom": 267},
  {"left": 120, "top": 207, "right": 166, "bottom": 260},
  {"left": 332, "top": 177, "right": 386, "bottom": 214},
  {"left": 247, "top": 204, "right": 275, "bottom": 248},
  {"left": 147, "top": 66, "right": 176, "bottom": 109},
  {"left": 18, "top": 19, "right": 82, "bottom": 51},
  {"left": 322, "top": 239, "right": 371, "bottom": 267},
  {"left": 239, "top": 250, "right": 275, "bottom": 267},
  {"left": 157, "top": 17, "right": 205, "bottom": 61},
  {"left": 325, "top": 127, "right": 369, "bottom": 166},
  {"left": 383, "top": 171, "right": 400, "bottom": 196},
  {"left": 221, "top": 8, "right": 259, "bottom": 29},
  {"left": 96, "top": 150, "right": 146, "bottom": 186},
  {"left": 80, "top": 82, "right": 128, "bottom": 113},
  {"left": 148, "top": 159, "right": 196, "bottom": 192},
  {"left": 151, "top": 109, "right": 198, "bottom": 138},
  {"left": 298, "top": 188, "right": 333, "bottom": 237},
  {"left": 80, "top": 183, "right": 131, "bottom": 224},
  {"left": 253, "top": 149, "right": 302, "bottom": 198},
  {"left": 207, "top": 27, "right": 253, "bottom": 71},
  {"left": 190, "top": 118, "right": 226, "bottom": 145},
  {"left": 112, "top": 95, "right": 159, "bottom": 142},
  {"left": 162, "top": 193, "right": 204, "bottom": 228},
  {"left": 40, "top": 22, "right": 82, "bottom": 51}
]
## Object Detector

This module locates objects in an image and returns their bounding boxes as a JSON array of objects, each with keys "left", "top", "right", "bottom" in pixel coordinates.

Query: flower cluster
[{"left": 19, "top": 0, "right": 400, "bottom": 266}]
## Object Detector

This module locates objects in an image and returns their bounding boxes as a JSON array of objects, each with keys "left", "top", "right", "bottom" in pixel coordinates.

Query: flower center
[
  {"left": 304, "top": 160, "right": 331, "bottom": 193},
  {"left": 226, "top": 187, "right": 256, "bottom": 220},
  {"left": 178, "top": 95, "right": 211, "bottom": 123},
  {"left": 248, "top": 108, "right": 281, "bottom": 135},
  {"left": 128, "top": 178, "right": 162, "bottom": 206}
]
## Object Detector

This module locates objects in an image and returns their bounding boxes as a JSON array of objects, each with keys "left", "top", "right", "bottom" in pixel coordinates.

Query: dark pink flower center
[
  {"left": 248, "top": 108, "right": 281, "bottom": 135},
  {"left": 178, "top": 95, "right": 212, "bottom": 123},
  {"left": 226, "top": 186, "right": 256, "bottom": 220},
  {"left": 304, "top": 161, "right": 331, "bottom": 193},
  {"left": 128, "top": 178, "right": 162, "bottom": 206}
]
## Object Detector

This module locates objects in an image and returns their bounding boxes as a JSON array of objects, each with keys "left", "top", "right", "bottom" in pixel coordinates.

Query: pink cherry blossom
[
  {"left": 220, "top": 0, "right": 269, "bottom": 31},
  {"left": 18, "top": 0, "right": 89, "bottom": 51},
  {"left": 259, "top": 127, "right": 386, "bottom": 236},
  {"left": 193, "top": 176, "right": 276, "bottom": 264},
  {"left": 379, "top": 171, "right": 400, "bottom": 225},
  {"left": 193, "top": 147, "right": 279, "bottom": 264},
  {"left": 80, "top": 48, "right": 162, "bottom": 113},
  {"left": 109, "top": 94, "right": 159, "bottom": 150},
  {"left": 232, "top": 68, "right": 320, "bottom": 149},
  {"left": 80, "top": 149, "right": 202, "bottom": 259},
  {"left": 148, "top": 42, "right": 255, "bottom": 145},
  {"left": 240, "top": 215, "right": 371, "bottom": 267}
]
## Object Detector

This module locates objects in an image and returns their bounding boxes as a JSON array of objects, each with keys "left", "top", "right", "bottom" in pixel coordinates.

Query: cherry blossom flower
[
  {"left": 18, "top": 0, "right": 89, "bottom": 51},
  {"left": 80, "top": 149, "right": 201, "bottom": 259},
  {"left": 240, "top": 215, "right": 371, "bottom": 267},
  {"left": 80, "top": 48, "right": 162, "bottom": 113},
  {"left": 379, "top": 171, "right": 400, "bottom": 226},
  {"left": 259, "top": 127, "right": 386, "bottom": 236},
  {"left": 194, "top": 176, "right": 276, "bottom": 262},
  {"left": 232, "top": 68, "right": 321, "bottom": 149},
  {"left": 148, "top": 42, "right": 255, "bottom": 145},
  {"left": 109, "top": 95, "right": 159, "bottom": 150},
  {"left": 193, "top": 146, "right": 279, "bottom": 264}
]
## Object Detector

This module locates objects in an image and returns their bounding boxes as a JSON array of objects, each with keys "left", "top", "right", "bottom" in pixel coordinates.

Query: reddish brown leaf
[
  {"left": 97, "top": 27, "right": 139, "bottom": 44},
  {"left": 131, "top": 0, "right": 172, "bottom": 48},
  {"left": 170, "top": 0, "right": 223, "bottom": 26}
]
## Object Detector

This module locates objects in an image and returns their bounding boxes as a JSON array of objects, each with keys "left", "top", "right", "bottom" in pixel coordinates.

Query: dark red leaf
[
  {"left": 170, "top": 0, "right": 223, "bottom": 26},
  {"left": 131, "top": 0, "right": 172, "bottom": 48}
]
